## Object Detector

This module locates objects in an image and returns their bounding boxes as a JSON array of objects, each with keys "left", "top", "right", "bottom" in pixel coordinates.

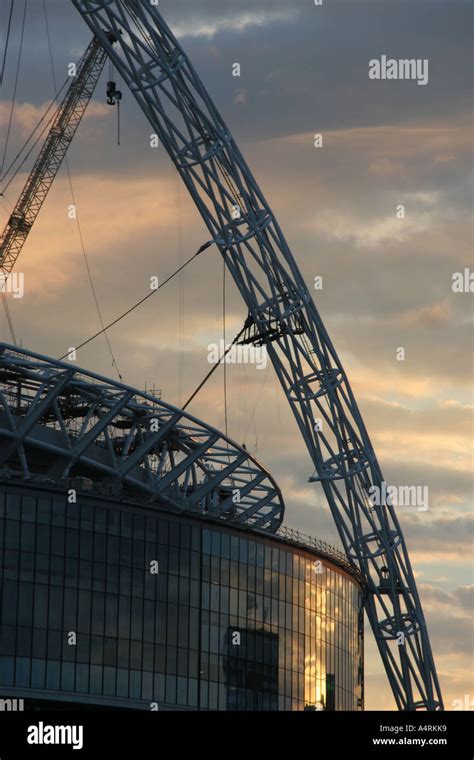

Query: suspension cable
[
  {"left": 175, "top": 168, "right": 184, "bottom": 406},
  {"left": 65, "top": 169, "right": 125, "bottom": 380},
  {"left": 0, "top": 75, "right": 69, "bottom": 188},
  {"left": 242, "top": 363, "right": 269, "bottom": 448},
  {"left": 0, "top": 195, "right": 12, "bottom": 214},
  {"left": 0, "top": 0, "right": 26, "bottom": 347},
  {"left": 0, "top": 0, "right": 27, "bottom": 176},
  {"left": 1, "top": 292, "right": 17, "bottom": 345},
  {"left": 182, "top": 320, "right": 248, "bottom": 412},
  {"left": 43, "top": 0, "right": 124, "bottom": 380},
  {"left": 222, "top": 256, "right": 228, "bottom": 436},
  {"left": 0, "top": 0, "right": 15, "bottom": 86},
  {"left": 1, "top": 27, "right": 91, "bottom": 187},
  {"left": 58, "top": 241, "right": 213, "bottom": 361}
]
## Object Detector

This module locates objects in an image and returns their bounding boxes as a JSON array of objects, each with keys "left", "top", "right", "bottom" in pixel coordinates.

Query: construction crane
[
  {"left": 71, "top": 1, "right": 443, "bottom": 710},
  {"left": 0, "top": 36, "right": 108, "bottom": 279}
]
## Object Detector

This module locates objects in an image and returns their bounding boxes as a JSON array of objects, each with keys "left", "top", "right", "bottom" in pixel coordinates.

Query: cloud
[
  {"left": 398, "top": 300, "right": 452, "bottom": 328},
  {"left": 306, "top": 207, "right": 433, "bottom": 249},
  {"left": 438, "top": 399, "right": 474, "bottom": 412},
  {"left": 233, "top": 89, "right": 247, "bottom": 107},
  {"left": 0, "top": 99, "right": 108, "bottom": 137},
  {"left": 169, "top": 7, "right": 299, "bottom": 39},
  {"left": 1, "top": 172, "right": 181, "bottom": 299},
  {"left": 401, "top": 513, "right": 474, "bottom": 563},
  {"left": 420, "top": 583, "right": 473, "bottom": 657},
  {"left": 454, "top": 586, "right": 474, "bottom": 612}
]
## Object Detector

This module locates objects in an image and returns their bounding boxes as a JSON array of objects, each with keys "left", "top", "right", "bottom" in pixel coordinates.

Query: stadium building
[{"left": 0, "top": 344, "right": 364, "bottom": 711}]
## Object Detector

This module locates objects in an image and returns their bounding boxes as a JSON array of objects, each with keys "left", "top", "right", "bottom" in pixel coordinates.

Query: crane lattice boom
[{"left": 0, "top": 36, "right": 107, "bottom": 276}]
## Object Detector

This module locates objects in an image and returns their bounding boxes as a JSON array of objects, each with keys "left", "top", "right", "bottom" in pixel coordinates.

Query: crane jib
[
  {"left": 70, "top": 0, "right": 443, "bottom": 711},
  {"left": 0, "top": 37, "right": 107, "bottom": 277}
]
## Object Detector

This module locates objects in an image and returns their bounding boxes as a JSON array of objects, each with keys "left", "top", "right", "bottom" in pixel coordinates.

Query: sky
[{"left": 0, "top": 0, "right": 472, "bottom": 711}]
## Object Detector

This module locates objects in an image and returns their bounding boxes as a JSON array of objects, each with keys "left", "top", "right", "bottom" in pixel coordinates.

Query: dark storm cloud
[
  {"left": 1, "top": 0, "right": 472, "bottom": 175},
  {"left": 167, "top": 0, "right": 472, "bottom": 137}
]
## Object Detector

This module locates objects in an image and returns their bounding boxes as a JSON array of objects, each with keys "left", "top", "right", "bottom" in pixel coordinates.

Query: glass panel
[{"left": 0, "top": 487, "right": 363, "bottom": 711}]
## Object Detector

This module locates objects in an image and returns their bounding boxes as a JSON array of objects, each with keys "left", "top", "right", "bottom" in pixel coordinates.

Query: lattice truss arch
[
  {"left": 0, "top": 344, "right": 284, "bottom": 532},
  {"left": 70, "top": 1, "right": 443, "bottom": 710}
]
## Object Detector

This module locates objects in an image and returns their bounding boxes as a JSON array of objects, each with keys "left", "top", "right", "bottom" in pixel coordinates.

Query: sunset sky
[{"left": 0, "top": 0, "right": 472, "bottom": 710}]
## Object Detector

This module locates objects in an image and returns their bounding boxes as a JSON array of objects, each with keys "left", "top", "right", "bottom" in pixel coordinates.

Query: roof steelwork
[{"left": 0, "top": 343, "right": 284, "bottom": 532}]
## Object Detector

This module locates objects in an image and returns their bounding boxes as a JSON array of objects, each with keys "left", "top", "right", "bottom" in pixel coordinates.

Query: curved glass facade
[{"left": 0, "top": 483, "right": 363, "bottom": 710}]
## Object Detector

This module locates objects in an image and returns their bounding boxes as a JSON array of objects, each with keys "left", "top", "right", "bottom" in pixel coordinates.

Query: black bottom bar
[{"left": 0, "top": 709, "right": 471, "bottom": 757}]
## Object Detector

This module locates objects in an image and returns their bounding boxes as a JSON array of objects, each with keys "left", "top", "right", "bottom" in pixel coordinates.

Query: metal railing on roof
[{"left": 276, "top": 525, "right": 364, "bottom": 585}]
